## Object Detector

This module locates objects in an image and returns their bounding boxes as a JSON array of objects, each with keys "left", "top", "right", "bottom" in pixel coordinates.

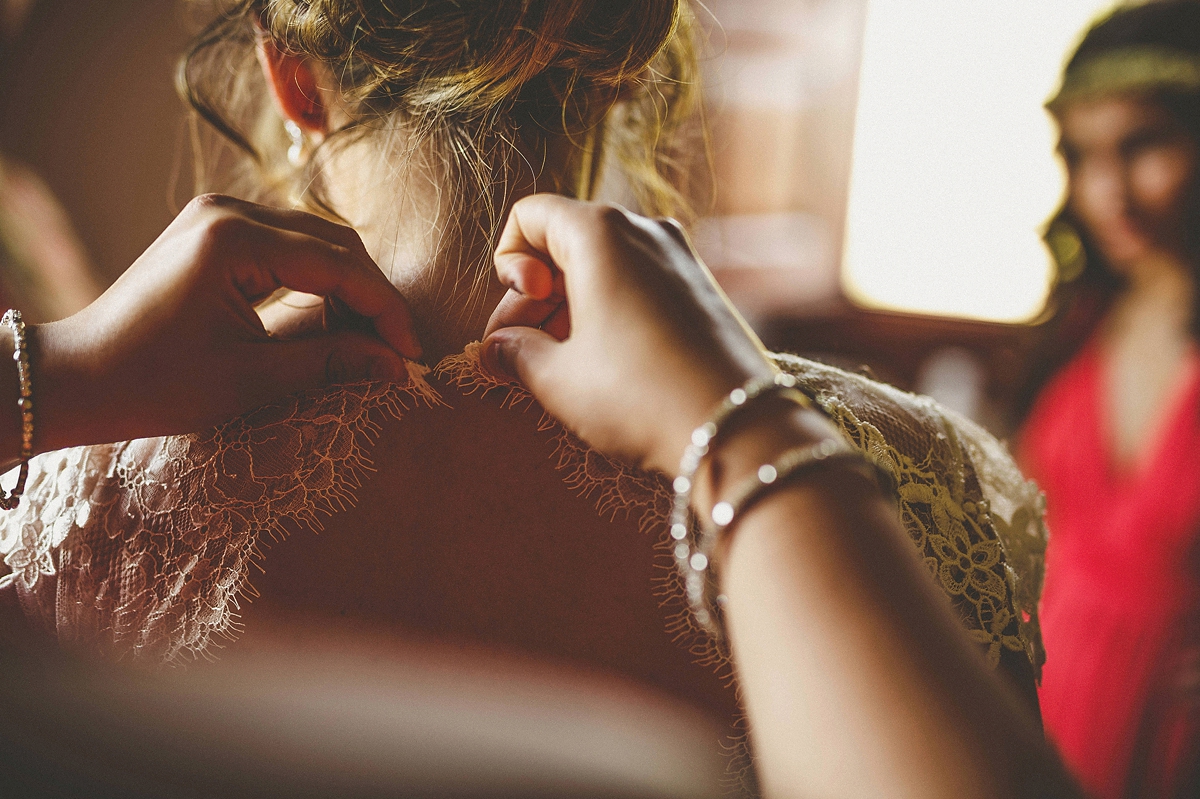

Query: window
[{"left": 842, "top": 0, "right": 1118, "bottom": 322}]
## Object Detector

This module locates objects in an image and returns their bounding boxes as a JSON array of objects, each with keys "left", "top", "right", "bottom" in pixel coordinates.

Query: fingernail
[
  {"left": 368, "top": 353, "right": 407, "bottom": 383},
  {"left": 482, "top": 336, "right": 514, "bottom": 380}
]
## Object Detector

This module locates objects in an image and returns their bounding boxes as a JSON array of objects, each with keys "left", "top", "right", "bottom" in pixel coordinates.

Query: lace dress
[{"left": 0, "top": 346, "right": 1048, "bottom": 780}]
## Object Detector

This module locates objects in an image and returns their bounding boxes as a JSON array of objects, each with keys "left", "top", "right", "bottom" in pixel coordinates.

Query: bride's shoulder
[
  {"left": 774, "top": 351, "right": 959, "bottom": 436},
  {"left": 772, "top": 351, "right": 1048, "bottom": 675},
  {"left": 772, "top": 351, "right": 1029, "bottom": 491}
]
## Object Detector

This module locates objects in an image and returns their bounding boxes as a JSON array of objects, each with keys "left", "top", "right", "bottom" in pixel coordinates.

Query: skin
[
  {"left": 196, "top": 29, "right": 1084, "bottom": 795},
  {"left": 239, "top": 35, "right": 749, "bottom": 750},
  {"left": 0, "top": 15, "right": 1089, "bottom": 794},
  {"left": 1057, "top": 96, "right": 1199, "bottom": 469},
  {"left": 0, "top": 188, "right": 1077, "bottom": 797},
  {"left": 257, "top": 37, "right": 516, "bottom": 362},
  {"left": 0, "top": 193, "right": 419, "bottom": 465},
  {"left": 253, "top": 40, "right": 1080, "bottom": 791},
  {"left": 1059, "top": 97, "right": 1196, "bottom": 272},
  {"left": 480, "top": 195, "right": 1081, "bottom": 798}
]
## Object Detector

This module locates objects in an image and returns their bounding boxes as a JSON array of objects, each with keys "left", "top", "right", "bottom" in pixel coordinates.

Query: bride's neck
[
  {"left": 321, "top": 131, "right": 507, "bottom": 362},
  {"left": 321, "top": 126, "right": 577, "bottom": 363}
]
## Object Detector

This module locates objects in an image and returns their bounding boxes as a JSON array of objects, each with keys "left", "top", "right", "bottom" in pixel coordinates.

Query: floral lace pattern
[
  {"left": 772, "top": 354, "right": 1047, "bottom": 673},
  {"left": 0, "top": 365, "right": 438, "bottom": 661},
  {"left": 437, "top": 344, "right": 674, "bottom": 541},
  {"left": 0, "top": 349, "right": 1044, "bottom": 677}
]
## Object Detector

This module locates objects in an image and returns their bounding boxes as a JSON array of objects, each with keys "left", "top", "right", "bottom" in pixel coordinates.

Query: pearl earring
[{"left": 285, "top": 119, "right": 307, "bottom": 166}]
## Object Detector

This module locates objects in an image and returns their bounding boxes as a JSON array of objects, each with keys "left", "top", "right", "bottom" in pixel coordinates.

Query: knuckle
[
  {"left": 654, "top": 216, "right": 691, "bottom": 249},
  {"left": 656, "top": 216, "right": 685, "bottom": 236},
  {"left": 200, "top": 212, "right": 253, "bottom": 251},
  {"left": 590, "top": 204, "right": 657, "bottom": 259},
  {"left": 335, "top": 222, "right": 366, "bottom": 250},
  {"left": 520, "top": 192, "right": 556, "bottom": 210},
  {"left": 316, "top": 223, "right": 366, "bottom": 267},
  {"left": 343, "top": 232, "right": 372, "bottom": 263},
  {"left": 293, "top": 209, "right": 365, "bottom": 255},
  {"left": 593, "top": 202, "right": 633, "bottom": 231},
  {"left": 187, "top": 193, "right": 236, "bottom": 214}
]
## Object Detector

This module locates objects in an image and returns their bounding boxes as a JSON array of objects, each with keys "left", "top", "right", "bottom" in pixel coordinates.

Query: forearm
[
  {"left": 0, "top": 317, "right": 129, "bottom": 475},
  {"left": 717, "top": 466, "right": 1075, "bottom": 799},
  {"left": 479, "top": 195, "right": 1077, "bottom": 797}
]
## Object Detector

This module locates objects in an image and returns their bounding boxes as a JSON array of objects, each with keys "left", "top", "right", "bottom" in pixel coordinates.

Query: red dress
[{"left": 1024, "top": 342, "right": 1200, "bottom": 799}]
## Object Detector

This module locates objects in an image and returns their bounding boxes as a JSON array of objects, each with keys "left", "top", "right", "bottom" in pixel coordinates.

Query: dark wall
[{"left": 0, "top": 0, "right": 196, "bottom": 286}]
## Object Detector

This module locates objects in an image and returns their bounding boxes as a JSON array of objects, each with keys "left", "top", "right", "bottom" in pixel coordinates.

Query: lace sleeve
[
  {"left": 0, "top": 444, "right": 119, "bottom": 633},
  {"left": 771, "top": 353, "right": 1046, "bottom": 673},
  {"left": 941, "top": 408, "right": 1048, "bottom": 670},
  {"left": 0, "top": 368, "right": 439, "bottom": 664}
]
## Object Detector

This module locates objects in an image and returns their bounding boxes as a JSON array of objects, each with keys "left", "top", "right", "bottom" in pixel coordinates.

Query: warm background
[
  {"left": 0, "top": 0, "right": 192, "bottom": 287},
  {"left": 0, "top": 0, "right": 1119, "bottom": 435}
]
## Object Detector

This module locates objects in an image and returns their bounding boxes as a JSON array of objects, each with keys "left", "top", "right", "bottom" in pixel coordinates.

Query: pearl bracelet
[
  {"left": 0, "top": 309, "right": 32, "bottom": 510},
  {"left": 707, "top": 438, "right": 860, "bottom": 535},
  {"left": 671, "top": 372, "right": 816, "bottom": 633},
  {"left": 671, "top": 372, "right": 885, "bottom": 638}
]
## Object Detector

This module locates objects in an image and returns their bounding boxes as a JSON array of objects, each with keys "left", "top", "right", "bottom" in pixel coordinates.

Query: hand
[
  {"left": 480, "top": 198, "right": 1081, "bottom": 799},
  {"left": 480, "top": 194, "right": 775, "bottom": 475},
  {"left": 29, "top": 194, "right": 420, "bottom": 452}
]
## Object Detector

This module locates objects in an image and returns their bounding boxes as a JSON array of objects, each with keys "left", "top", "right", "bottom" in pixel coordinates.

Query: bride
[{"left": 0, "top": 0, "right": 1047, "bottom": 781}]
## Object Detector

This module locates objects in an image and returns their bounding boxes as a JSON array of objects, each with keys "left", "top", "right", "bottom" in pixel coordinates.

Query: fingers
[
  {"left": 483, "top": 288, "right": 563, "bottom": 338},
  {"left": 480, "top": 327, "right": 563, "bottom": 397},
  {"left": 655, "top": 217, "right": 693, "bottom": 253},
  {"left": 236, "top": 222, "right": 422, "bottom": 359},
  {"left": 185, "top": 195, "right": 422, "bottom": 359},
  {"left": 189, "top": 194, "right": 369, "bottom": 257},
  {"left": 249, "top": 330, "right": 409, "bottom": 403},
  {"left": 541, "top": 301, "right": 571, "bottom": 341},
  {"left": 494, "top": 194, "right": 626, "bottom": 292},
  {"left": 321, "top": 333, "right": 408, "bottom": 384},
  {"left": 493, "top": 194, "right": 567, "bottom": 273},
  {"left": 256, "top": 290, "right": 326, "bottom": 339},
  {"left": 496, "top": 252, "right": 558, "bottom": 301}
]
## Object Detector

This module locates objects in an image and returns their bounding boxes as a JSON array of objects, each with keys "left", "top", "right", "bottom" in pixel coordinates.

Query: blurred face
[{"left": 1058, "top": 96, "right": 1198, "bottom": 272}]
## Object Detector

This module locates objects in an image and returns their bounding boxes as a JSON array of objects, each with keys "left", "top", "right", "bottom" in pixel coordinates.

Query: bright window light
[{"left": 843, "top": 0, "right": 1118, "bottom": 323}]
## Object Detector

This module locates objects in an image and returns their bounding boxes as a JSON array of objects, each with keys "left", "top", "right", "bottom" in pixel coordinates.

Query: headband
[{"left": 1047, "top": 45, "right": 1200, "bottom": 111}]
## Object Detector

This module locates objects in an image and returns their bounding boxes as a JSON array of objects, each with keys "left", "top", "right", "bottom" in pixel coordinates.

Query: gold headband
[{"left": 1047, "top": 46, "right": 1200, "bottom": 111}]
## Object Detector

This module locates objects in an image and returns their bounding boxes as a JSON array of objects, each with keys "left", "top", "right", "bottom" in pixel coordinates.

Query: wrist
[
  {"left": 667, "top": 378, "right": 851, "bottom": 636},
  {"left": 695, "top": 399, "right": 858, "bottom": 575},
  {"left": 30, "top": 318, "right": 98, "bottom": 454},
  {"left": 691, "top": 400, "right": 840, "bottom": 519},
  {"left": 645, "top": 362, "right": 777, "bottom": 476}
]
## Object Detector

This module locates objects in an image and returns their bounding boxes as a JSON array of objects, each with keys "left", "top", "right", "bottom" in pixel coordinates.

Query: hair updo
[{"left": 178, "top": 0, "right": 700, "bottom": 230}]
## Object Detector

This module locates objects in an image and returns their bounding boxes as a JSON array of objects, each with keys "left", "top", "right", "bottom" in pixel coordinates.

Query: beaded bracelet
[
  {"left": 671, "top": 373, "right": 816, "bottom": 633},
  {"left": 0, "top": 309, "right": 32, "bottom": 510},
  {"left": 707, "top": 438, "right": 861, "bottom": 535},
  {"left": 671, "top": 373, "right": 883, "bottom": 637}
]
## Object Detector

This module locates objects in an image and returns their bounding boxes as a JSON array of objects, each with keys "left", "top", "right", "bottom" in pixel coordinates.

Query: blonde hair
[{"left": 178, "top": 0, "right": 701, "bottom": 226}]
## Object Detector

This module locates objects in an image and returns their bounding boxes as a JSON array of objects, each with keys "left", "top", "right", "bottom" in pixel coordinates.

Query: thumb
[
  {"left": 252, "top": 331, "right": 409, "bottom": 401},
  {"left": 481, "top": 326, "right": 563, "bottom": 399}
]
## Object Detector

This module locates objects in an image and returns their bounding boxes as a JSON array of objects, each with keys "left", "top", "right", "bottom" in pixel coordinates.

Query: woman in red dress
[{"left": 1022, "top": 2, "right": 1200, "bottom": 796}]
